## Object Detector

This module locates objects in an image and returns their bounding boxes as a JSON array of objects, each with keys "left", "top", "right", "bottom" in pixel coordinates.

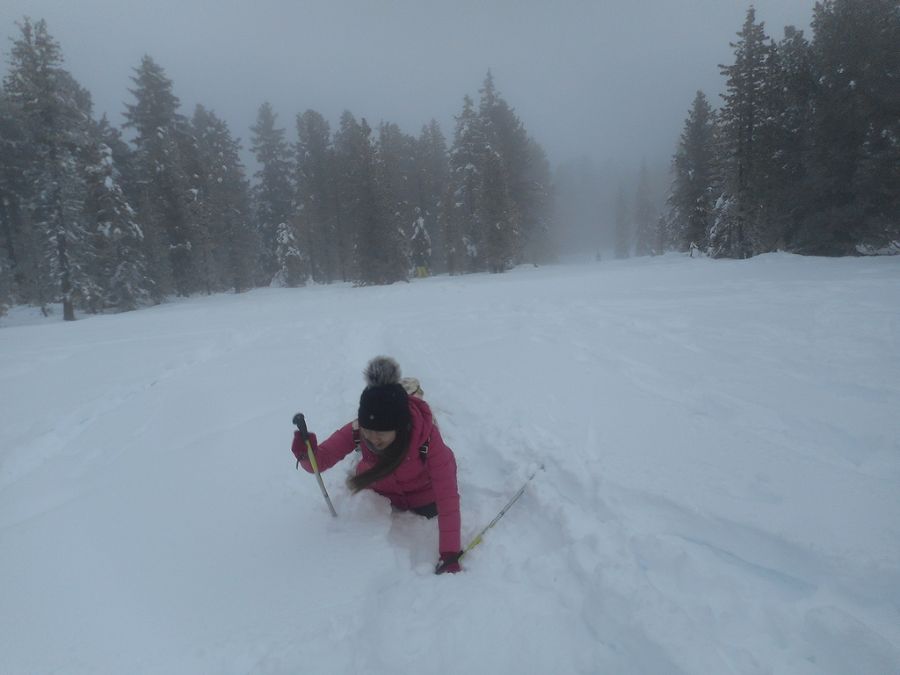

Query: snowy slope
[{"left": 1, "top": 253, "right": 899, "bottom": 675}]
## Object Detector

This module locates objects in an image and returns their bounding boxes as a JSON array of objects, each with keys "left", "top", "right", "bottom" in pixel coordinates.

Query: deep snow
[{"left": 1, "top": 253, "right": 899, "bottom": 674}]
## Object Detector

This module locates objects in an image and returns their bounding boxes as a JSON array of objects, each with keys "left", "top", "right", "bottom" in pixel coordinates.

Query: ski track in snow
[{"left": 1, "top": 253, "right": 899, "bottom": 674}]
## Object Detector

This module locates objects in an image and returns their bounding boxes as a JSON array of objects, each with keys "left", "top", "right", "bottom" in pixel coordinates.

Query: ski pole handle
[
  {"left": 293, "top": 412, "right": 309, "bottom": 439},
  {"left": 292, "top": 412, "right": 316, "bottom": 470},
  {"left": 293, "top": 412, "right": 338, "bottom": 517}
]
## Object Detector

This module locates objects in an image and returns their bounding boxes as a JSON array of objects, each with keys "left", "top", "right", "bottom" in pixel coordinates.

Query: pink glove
[{"left": 291, "top": 431, "right": 318, "bottom": 464}]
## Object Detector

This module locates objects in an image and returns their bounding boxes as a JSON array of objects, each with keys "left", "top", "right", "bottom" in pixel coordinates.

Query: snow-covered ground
[{"left": 1, "top": 253, "right": 899, "bottom": 675}]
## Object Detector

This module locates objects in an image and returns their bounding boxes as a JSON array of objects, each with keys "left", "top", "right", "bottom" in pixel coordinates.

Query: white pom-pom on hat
[{"left": 363, "top": 356, "right": 402, "bottom": 387}]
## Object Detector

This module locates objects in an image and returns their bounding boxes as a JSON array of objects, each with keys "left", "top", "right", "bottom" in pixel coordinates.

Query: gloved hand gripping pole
[{"left": 293, "top": 413, "right": 338, "bottom": 517}]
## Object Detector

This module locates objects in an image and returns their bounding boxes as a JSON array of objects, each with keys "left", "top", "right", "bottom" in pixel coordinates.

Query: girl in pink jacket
[{"left": 292, "top": 357, "right": 462, "bottom": 574}]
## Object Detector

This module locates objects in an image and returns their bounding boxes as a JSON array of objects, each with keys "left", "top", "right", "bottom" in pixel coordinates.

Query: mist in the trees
[{"left": 1, "top": 1, "right": 896, "bottom": 319}]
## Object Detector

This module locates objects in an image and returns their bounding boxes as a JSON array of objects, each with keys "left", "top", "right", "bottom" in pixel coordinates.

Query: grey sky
[{"left": 1, "top": 0, "right": 818, "bottom": 172}]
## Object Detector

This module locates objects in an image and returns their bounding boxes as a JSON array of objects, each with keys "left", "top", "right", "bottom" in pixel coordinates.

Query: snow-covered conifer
[
  {"left": 123, "top": 55, "right": 193, "bottom": 297},
  {"left": 4, "top": 19, "right": 97, "bottom": 319},
  {"left": 667, "top": 91, "right": 718, "bottom": 252},
  {"left": 251, "top": 102, "right": 295, "bottom": 284},
  {"left": 83, "top": 116, "right": 150, "bottom": 311},
  {"left": 295, "top": 109, "right": 337, "bottom": 283}
]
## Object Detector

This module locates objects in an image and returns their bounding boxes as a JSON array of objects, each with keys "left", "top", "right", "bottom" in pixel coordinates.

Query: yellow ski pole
[
  {"left": 293, "top": 413, "right": 338, "bottom": 517},
  {"left": 439, "top": 464, "right": 543, "bottom": 572}
]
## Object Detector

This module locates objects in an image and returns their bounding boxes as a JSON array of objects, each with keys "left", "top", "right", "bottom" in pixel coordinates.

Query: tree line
[
  {"left": 666, "top": 0, "right": 899, "bottom": 258},
  {"left": 0, "top": 19, "right": 554, "bottom": 319}
]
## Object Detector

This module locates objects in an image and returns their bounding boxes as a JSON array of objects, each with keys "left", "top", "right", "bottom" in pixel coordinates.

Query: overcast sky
[{"left": 1, "top": 0, "right": 819, "bottom": 172}]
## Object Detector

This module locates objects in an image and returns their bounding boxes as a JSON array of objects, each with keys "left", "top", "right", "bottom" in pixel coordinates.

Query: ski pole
[
  {"left": 293, "top": 413, "right": 338, "bottom": 517},
  {"left": 438, "top": 464, "right": 543, "bottom": 572}
]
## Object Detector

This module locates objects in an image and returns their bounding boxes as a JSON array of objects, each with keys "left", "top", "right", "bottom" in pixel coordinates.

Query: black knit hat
[
  {"left": 357, "top": 357, "right": 411, "bottom": 431},
  {"left": 358, "top": 383, "right": 410, "bottom": 431}
]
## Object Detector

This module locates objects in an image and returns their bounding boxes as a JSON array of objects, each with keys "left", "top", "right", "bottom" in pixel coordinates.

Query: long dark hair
[{"left": 348, "top": 423, "right": 412, "bottom": 493}]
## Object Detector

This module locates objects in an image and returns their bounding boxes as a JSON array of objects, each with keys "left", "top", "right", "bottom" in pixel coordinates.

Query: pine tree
[
  {"left": 803, "top": 0, "right": 900, "bottom": 253},
  {"left": 0, "top": 249, "right": 10, "bottom": 316},
  {"left": 274, "top": 221, "right": 305, "bottom": 287},
  {"left": 104, "top": 116, "right": 139, "bottom": 191},
  {"left": 0, "top": 232, "right": 10, "bottom": 316},
  {"left": 414, "top": 120, "right": 448, "bottom": 273},
  {"left": 480, "top": 148, "right": 515, "bottom": 273},
  {"left": 250, "top": 102, "right": 297, "bottom": 284},
  {"left": 715, "top": 7, "right": 771, "bottom": 258},
  {"left": 766, "top": 26, "right": 815, "bottom": 249},
  {"left": 191, "top": 105, "right": 257, "bottom": 293},
  {"left": 378, "top": 122, "right": 418, "bottom": 274},
  {"left": 444, "top": 95, "right": 483, "bottom": 273},
  {"left": 333, "top": 113, "right": 409, "bottom": 285},
  {"left": 742, "top": 29, "right": 815, "bottom": 253},
  {"left": 520, "top": 139, "right": 555, "bottom": 265},
  {"left": 82, "top": 116, "right": 150, "bottom": 310},
  {"left": 189, "top": 107, "right": 215, "bottom": 293},
  {"left": 439, "top": 186, "right": 463, "bottom": 276},
  {"left": 295, "top": 109, "right": 336, "bottom": 283},
  {"left": 633, "top": 160, "right": 656, "bottom": 256},
  {"left": 4, "top": 19, "right": 97, "bottom": 319},
  {"left": 668, "top": 91, "right": 718, "bottom": 252},
  {"left": 0, "top": 90, "right": 15, "bottom": 313},
  {"left": 354, "top": 118, "right": 407, "bottom": 285},
  {"left": 123, "top": 55, "right": 193, "bottom": 298},
  {"left": 444, "top": 71, "right": 552, "bottom": 272},
  {"left": 333, "top": 111, "right": 367, "bottom": 280},
  {"left": 0, "top": 84, "right": 30, "bottom": 305},
  {"left": 477, "top": 72, "right": 522, "bottom": 271},
  {"left": 176, "top": 117, "right": 213, "bottom": 294}
]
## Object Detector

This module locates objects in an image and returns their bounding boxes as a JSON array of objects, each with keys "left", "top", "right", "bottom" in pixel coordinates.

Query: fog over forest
[
  {"left": 2, "top": 0, "right": 897, "bottom": 320},
  {"left": 0, "top": 0, "right": 818, "bottom": 253}
]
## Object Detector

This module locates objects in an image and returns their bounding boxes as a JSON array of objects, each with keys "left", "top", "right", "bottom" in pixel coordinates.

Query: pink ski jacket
[{"left": 298, "top": 396, "right": 461, "bottom": 554}]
